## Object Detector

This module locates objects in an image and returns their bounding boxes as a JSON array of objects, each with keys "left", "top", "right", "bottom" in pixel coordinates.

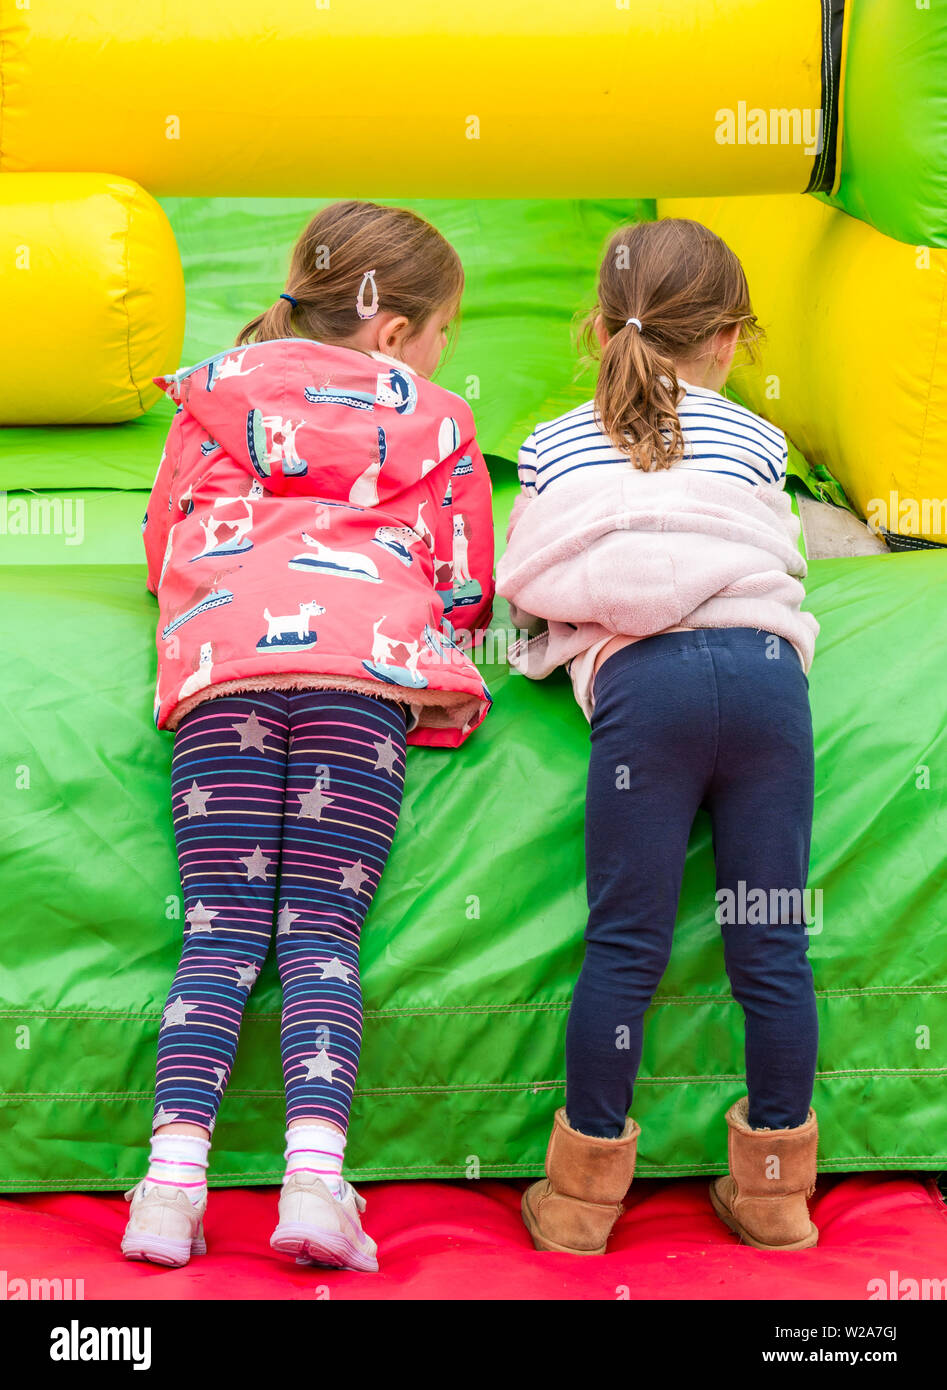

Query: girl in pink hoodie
[
  {"left": 499, "top": 220, "right": 820, "bottom": 1258},
  {"left": 123, "top": 202, "right": 494, "bottom": 1272}
]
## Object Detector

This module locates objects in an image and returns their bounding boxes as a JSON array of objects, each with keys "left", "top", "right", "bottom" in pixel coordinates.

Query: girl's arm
[{"left": 142, "top": 411, "right": 184, "bottom": 596}]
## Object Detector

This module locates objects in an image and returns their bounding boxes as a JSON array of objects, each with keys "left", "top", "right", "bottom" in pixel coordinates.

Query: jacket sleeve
[
  {"left": 142, "top": 411, "right": 184, "bottom": 596},
  {"left": 434, "top": 433, "right": 495, "bottom": 642}
]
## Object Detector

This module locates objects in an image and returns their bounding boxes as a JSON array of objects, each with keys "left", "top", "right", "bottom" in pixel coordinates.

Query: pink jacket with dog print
[{"left": 142, "top": 338, "right": 495, "bottom": 746}]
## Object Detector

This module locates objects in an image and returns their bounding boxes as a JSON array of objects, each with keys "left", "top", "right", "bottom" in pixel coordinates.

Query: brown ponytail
[
  {"left": 579, "top": 219, "right": 762, "bottom": 470},
  {"left": 237, "top": 200, "right": 464, "bottom": 349},
  {"left": 238, "top": 292, "right": 300, "bottom": 347}
]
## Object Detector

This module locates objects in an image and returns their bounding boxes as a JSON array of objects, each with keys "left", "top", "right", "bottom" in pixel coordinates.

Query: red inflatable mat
[{"left": 2, "top": 1175, "right": 945, "bottom": 1300}]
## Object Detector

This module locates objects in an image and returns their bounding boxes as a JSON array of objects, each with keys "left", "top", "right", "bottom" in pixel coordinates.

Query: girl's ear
[
  {"left": 376, "top": 314, "right": 411, "bottom": 356},
  {"left": 593, "top": 312, "right": 609, "bottom": 350},
  {"left": 714, "top": 322, "right": 742, "bottom": 371}
]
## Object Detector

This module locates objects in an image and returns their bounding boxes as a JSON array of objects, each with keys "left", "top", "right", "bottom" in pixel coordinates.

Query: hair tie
[
  {"left": 626, "top": 317, "right": 643, "bottom": 332},
  {"left": 280, "top": 292, "right": 298, "bottom": 307},
  {"left": 356, "top": 269, "right": 379, "bottom": 320}
]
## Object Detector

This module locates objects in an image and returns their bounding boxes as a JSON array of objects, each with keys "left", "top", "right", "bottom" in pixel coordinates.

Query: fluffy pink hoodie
[{"left": 496, "top": 468, "right": 819, "bottom": 706}]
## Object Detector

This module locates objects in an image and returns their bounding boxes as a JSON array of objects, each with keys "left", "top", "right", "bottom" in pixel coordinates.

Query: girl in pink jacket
[
  {"left": 499, "top": 220, "right": 820, "bottom": 1259},
  {"left": 123, "top": 201, "right": 494, "bottom": 1272}
]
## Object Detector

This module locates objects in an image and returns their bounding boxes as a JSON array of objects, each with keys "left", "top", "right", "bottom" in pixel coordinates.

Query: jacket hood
[{"left": 154, "top": 338, "right": 473, "bottom": 506}]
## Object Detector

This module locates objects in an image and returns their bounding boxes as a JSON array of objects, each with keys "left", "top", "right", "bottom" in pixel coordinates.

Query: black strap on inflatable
[{"left": 806, "top": 0, "right": 846, "bottom": 193}]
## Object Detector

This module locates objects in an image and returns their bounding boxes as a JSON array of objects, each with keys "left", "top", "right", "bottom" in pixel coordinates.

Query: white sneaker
[
  {"left": 121, "top": 1180, "right": 207, "bottom": 1267},
  {"left": 270, "top": 1171, "right": 378, "bottom": 1272}
]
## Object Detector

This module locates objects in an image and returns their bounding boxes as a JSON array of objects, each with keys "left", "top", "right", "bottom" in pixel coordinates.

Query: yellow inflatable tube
[
  {"left": 0, "top": 1, "right": 824, "bottom": 197},
  {"left": 658, "top": 194, "right": 947, "bottom": 543},
  {"left": 0, "top": 175, "right": 184, "bottom": 425}
]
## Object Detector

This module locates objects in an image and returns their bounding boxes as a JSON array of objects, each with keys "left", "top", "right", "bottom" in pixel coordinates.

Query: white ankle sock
[
  {"left": 284, "top": 1123, "right": 346, "bottom": 1198},
  {"left": 145, "top": 1133, "right": 210, "bottom": 1207}
]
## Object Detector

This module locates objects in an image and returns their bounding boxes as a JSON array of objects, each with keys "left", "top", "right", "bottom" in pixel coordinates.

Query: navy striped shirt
[{"left": 518, "top": 381, "right": 788, "bottom": 497}]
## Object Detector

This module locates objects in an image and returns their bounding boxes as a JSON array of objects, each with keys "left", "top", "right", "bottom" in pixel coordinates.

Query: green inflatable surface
[{"left": 1, "top": 198, "right": 945, "bottom": 1191}]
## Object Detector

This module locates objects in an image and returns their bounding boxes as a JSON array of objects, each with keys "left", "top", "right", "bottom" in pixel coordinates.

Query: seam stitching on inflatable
[
  {"left": 5, "top": 1068, "right": 947, "bottom": 1103},
  {"left": 2, "top": 984, "right": 943, "bottom": 1023},
  {"left": 913, "top": 252, "right": 947, "bottom": 495},
  {"left": 120, "top": 190, "right": 144, "bottom": 415},
  {"left": 2, "top": 1161, "right": 945, "bottom": 1189}
]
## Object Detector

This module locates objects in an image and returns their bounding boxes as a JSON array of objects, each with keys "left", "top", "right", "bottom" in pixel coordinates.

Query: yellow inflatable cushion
[
  {"left": 659, "top": 194, "right": 947, "bottom": 543},
  {"left": 0, "top": 174, "right": 184, "bottom": 425},
  {"left": 0, "top": 1, "right": 823, "bottom": 197}
]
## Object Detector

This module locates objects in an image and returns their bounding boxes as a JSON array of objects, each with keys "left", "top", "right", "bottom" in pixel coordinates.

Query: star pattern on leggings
[
  {"left": 231, "top": 710, "right": 269, "bottom": 751},
  {"left": 372, "top": 736, "right": 400, "bottom": 775},
  {"left": 300, "top": 1049, "right": 340, "bottom": 1083},
  {"left": 319, "top": 957, "right": 353, "bottom": 982},
  {"left": 297, "top": 781, "right": 335, "bottom": 820},
  {"left": 240, "top": 845, "right": 273, "bottom": 881},
  {"left": 183, "top": 781, "right": 212, "bottom": 817},
  {"left": 186, "top": 900, "right": 218, "bottom": 934},
  {"left": 161, "top": 997, "right": 200, "bottom": 1029},
  {"left": 166, "top": 706, "right": 395, "bottom": 1135},
  {"left": 339, "top": 859, "right": 370, "bottom": 895},
  {"left": 277, "top": 902, "right": 301, "bottom": 935}
]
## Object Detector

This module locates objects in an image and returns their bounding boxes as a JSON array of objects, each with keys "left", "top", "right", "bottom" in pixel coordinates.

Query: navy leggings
[{"left": 565, "top": 629, "right": 818, "bottom": 1137}]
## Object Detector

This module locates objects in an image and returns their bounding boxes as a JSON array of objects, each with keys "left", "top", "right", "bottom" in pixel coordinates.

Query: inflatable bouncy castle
[{"left": 1, "top": 0, "right": 946, "bottom": 1200}]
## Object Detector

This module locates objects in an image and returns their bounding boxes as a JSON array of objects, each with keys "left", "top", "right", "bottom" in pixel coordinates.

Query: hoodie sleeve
[
  {"left": 434, "top": 433, "right": 495, "bottom": 642},
  {"left": 142, "top": 411, "right": 184, "bottom": 596},
  {"left": 500, "top": 492, "right": 546, "bottom": 636}
]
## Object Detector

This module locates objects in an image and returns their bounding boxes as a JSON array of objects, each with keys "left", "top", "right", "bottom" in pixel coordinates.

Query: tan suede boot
[
  {"left": 522, "top": 1107, "right": 640, "bottom": 1254},
  {"left": 710, "top": 1097, "right": 819, "bottom": 1250}
]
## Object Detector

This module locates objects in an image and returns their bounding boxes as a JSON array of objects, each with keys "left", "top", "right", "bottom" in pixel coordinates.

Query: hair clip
[
  {"left": 280, "top": 292, "right": 298, "bottom": 307},
  {"left": 626, "top": 317, "right": 643, "bottom": 332},
  {"left": 356, "top": 269, "right": 379, "bottom": 320}
]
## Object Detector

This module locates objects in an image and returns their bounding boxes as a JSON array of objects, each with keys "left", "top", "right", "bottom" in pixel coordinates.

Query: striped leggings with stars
[{"left": 154, "top": 689, "right": 407, "bottom": 1135}]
